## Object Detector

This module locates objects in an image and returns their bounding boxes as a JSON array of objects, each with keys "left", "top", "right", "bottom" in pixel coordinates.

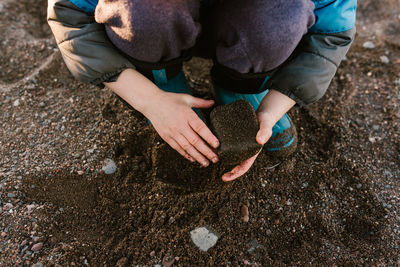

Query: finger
[
  {"left": 182, "top": 127, "right": 219, "bottom": 163},
  {"left": 166, "top": 138, "right": 195, "bottom": 162},
  {"left": 175, "top": 134, "right": 209, "bottom": 167},
  {"left": 188, "top": 113, "right": 220, "bottom": 149},
  {"left": 256, "top": 117, "right": 273, "bottom": 145},
  {"left": 222, "top": 153, "right": 259, "bottom": 182},
  {"left": 188, "top": 96, "right": 215, "bottom": 109}
]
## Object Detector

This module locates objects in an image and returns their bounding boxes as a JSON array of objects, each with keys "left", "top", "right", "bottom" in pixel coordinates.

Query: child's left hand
[{"left": 221, "top": 89, "right": 296, "bottom": 182}]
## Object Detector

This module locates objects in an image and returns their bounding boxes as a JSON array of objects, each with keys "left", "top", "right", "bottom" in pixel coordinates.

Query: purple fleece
[{"left": 95, "top": 0, "right": 315, "bottom": 73}]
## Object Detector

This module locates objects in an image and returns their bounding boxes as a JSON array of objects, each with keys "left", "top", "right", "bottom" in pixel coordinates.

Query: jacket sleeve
[
  {"left": 47, "top": 0, "right": 135, "bottom": 86},
  {"left": 266, "top": 0, "right": 357, "bottom": 106}
]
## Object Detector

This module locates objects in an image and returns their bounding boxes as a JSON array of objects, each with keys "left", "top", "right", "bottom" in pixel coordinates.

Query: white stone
[
  {"left": 380, "top": 55, "right": 390, "bottom": 64},
  {"left": 102, "top": 158, "right": 117, "bottom": 174},
  {"left": 363, "top": 41, "right": 375, "bottom": 49},
  {"left": 190, "top": 227, "right": 218, "bottom": 252},
  {"left": 13, "top": 99, "right": 20, "bottom": 107}
]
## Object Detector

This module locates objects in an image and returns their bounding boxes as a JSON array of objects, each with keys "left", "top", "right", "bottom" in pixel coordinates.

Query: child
[{"left": 47, "top": 0, "right": 356, "bottom": 181}]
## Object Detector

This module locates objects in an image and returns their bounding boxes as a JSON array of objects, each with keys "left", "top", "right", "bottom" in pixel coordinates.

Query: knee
[
  {"left": 95, "top": 0, "right": 201, "bottom": 62},
  {"left": 217, "top": 0, "right": 315, "bottom": 73},
  {"left": 250, "top": 0, "right": 315, "bottom": 71}
]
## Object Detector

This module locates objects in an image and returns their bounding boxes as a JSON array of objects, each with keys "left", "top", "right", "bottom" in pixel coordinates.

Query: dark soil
[
  {"left": 1, "top": 0, "right": 399, "bottom": 266},
  {"left": 210, "top": 100, "right": 262, "bottom": 166}
]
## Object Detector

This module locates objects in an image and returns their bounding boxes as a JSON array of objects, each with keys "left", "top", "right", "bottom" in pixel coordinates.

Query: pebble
[
  {"left": 356, "top": 184, "right": 362, "bottom": 189},
  {"left": 27, "top": 204, "right": 36, "bottom": 213},
  {"left": 101, "top": 159, "right": 117, "bottom": 174},
  {"left": 241, "top": 205, "right": 249, "bottom": 223},
  {"left": 372, "top": 125, "right": 379, "bottom": 131},
  {"left": 190, "top": 227, "right": 219, "bottom": 252},
  {"left": 31, "top": 242, "right": 43, "bottom": 252},
  {"left": 150, "top": 251, "right": 156, "bottom": 257},
  {"left": 380, "top": 55, "right": 390, "bottom": 64},
  {"left": 1, "top": 232, "right": 6, "bottom": 237},
  {"left": 116, "top": 257, "right": 128, "bottom": 267},
  {"left": 162, "top": 255, "right": 175, "bottom": 267},
  {"left": 77, "top": 170, "right": 84, "bottom": 175},
  {"left": 363, "top": 41, "right": 375, "bottom": 49},
  {"left": 13, "top": 99, "right": 20, "bottom": 107},
  {"left": 7, "top": 192, "right": 16, "bottom": 198},
  {"left": 3, "top": 203, "right": 13, "bottom": 210},
  {"left": 36, "top": 263, "right": 44, "bottom": 267},
  {"left": 302, "top": 182, "right": 309, "bottom": 189}
]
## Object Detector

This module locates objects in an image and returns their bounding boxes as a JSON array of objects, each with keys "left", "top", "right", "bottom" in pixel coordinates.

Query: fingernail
[
  {"left": 188, "top": 157, "right": 195, "bottom": 162},
  {"left": 202, "top": 161, "right": 209, "bottom": 167},
  {"left": 211, "top": 157, "right": 218, "bottom": 163},
  {"left": 214, "top": 141, "right": 220, "bottom": 148}
]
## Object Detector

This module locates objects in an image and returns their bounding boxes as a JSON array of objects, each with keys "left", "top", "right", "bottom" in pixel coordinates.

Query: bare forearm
[
  {"left": 103, "top": 68, "right": 163, "bottom": 115},
  {"left": 258, "top": 89, "right": 296, "bottom": 126}
]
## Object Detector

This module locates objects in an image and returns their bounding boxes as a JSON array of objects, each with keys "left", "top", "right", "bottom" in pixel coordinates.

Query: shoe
[{"left": 212, "top": 84, "right": 297, "bottom": 160}]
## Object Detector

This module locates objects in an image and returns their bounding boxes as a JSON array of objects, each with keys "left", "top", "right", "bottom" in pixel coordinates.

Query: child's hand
[
  {"left": 143, "top": 91, "right": 220, "bottom": 167},
  {"left": 221, "top": 112, "right": 273, "bottom": 182},
  {"left": 221, "top": 90, "right": 296, "bottom": 182},
  {"left": 104, "top": 68, "right": 219, "bottom": 167}
]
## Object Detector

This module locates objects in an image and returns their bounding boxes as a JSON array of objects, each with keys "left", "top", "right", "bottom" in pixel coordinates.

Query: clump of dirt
[
  {"left": 151, "top": 142, "right": 224, "bottom": 191},
  {"left": 210, "top": 99, "right": 262, "bottom": 166}
]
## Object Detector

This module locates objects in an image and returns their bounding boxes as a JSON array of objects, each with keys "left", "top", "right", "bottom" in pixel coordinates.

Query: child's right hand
[
  {"left": 104, "top": 68, "right": 219, "bottom": 167},
  {"left": 143, "top": 91, "right": 220, "bottom": 167}
]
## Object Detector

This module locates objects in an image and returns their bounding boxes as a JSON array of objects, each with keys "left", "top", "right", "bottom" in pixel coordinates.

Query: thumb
[
  {"left": 256, "top": 120, "right": 272, "bottom": 145},
  {"left": 189, "top": 96, "right": 215, "bottom": 109}
]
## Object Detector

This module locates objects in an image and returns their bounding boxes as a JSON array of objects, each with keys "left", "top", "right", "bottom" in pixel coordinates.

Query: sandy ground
[{"left": 0, "top": 0, "right": 399, "bottom": 266}]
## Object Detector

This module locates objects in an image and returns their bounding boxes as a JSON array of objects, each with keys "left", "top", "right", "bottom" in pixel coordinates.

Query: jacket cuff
[{"left": 90, "top": 65, "right": 132, "bottom": 87}]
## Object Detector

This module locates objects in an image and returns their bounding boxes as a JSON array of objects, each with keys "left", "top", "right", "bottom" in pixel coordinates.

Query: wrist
[
  {"left": 258, "top": 89, "right": 296, "bottom": 124},
  {"left": 104, "top": 68, "right": 164, "bottom": 115}
]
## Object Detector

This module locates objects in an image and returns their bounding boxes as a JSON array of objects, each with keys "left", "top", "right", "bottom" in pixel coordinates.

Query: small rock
[
  {"left": 190, "top": 226, "right": 218, "bottom": 252},
  {"left": 32, "top": 236, "right": 40, "bottom": 242},
  {"left": 13, "top": 99, "right": 20, "bottom": 107},
  {"left": 116, "top": 257, "right": 128, "bottom": 267},
  {"left": 27, "top": 204, "right": 36, "bottom": 213},
  {"left": 36, "top": 262, "right": 44, "bottom": 267},
  {"left": 1, "top": 232, "right": 6, "bottom": 237},
  {"left": 150, "top": 251, "right": 156, "bottom": 257},
  {"left": 241, "top": 205, "right": 249, "bottom": 223},
  {"left": 372, "top": 125, "right": 379, "bottom": 131},
  {"left": 162, "top": 255, "right": 175, "bottom": 267},
  {"left": 101, "top": 159, "right": 117, "bottom": 174},
  {"left": 380, "top": 55, "right": 390, "bottom": 64},
  {"left": 301, "top": 182, "right": 309, "bottom": 188},
  {"left": 7, "top": 193, "right": 16, "bottom": 198},
  {"left": 356, "top": 183, "right": 362, "bottom": 189},
  {"left": 363, "top": 41, "right": 375, "bottom": 49},
  {"left": 77, "top": 170, "right": 84, "bottom": 175},
  {"left": 3, "top": 203, "right": 13, "bottom": 210},
  {"left": 31, "top": 242, "right": 43, "bottom": 252}
]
